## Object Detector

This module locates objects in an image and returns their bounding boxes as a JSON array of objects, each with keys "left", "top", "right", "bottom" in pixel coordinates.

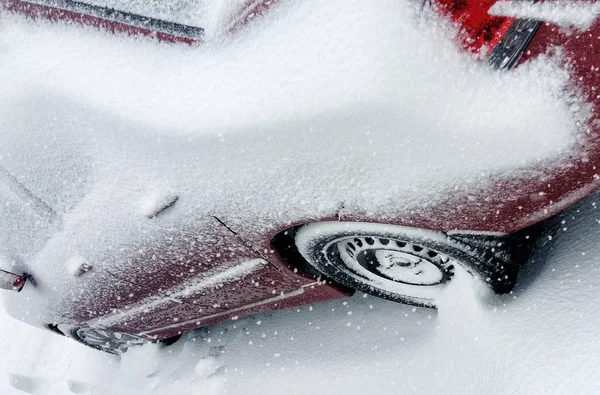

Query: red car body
[{"left": 1, "top": 0, "right": 599, "bottom": 349}]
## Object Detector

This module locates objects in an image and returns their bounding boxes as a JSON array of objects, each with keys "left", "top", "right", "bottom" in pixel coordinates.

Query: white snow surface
[
  {"left": 0, "top": 0, "right": 597, "bottom": 393},
  {"left": 1, "top": 189, "right": 600, "bottom": 394},
  {"left": 2, "top": 0, "right": 580, "bottom": 136},
  {"left": 490, "top": 1, "right": 600, "bottom": 31}
]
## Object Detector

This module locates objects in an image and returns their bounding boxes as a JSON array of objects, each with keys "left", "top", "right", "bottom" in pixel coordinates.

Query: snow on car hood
[{"left": 0, "top": 0, "right": 585, "bottom": 318}]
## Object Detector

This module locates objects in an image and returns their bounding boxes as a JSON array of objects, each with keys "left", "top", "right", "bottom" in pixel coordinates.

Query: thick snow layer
[
  {"left": 0, "top": 0, "right": 584, "bottom": 304},
  {"left": 0, "top": 0, "right": 580, "bottom": 138},
  {"left": 2, "top": 190, "right": 600, "bottom": 394},
  {"left": 490, "top": 1, "right": 600, "bottom": 31},
  {"left": 0, "top": 0, "right": 595, "bottom": 392}
]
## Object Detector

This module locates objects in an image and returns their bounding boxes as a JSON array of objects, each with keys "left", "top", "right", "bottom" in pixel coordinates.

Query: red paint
[
  {"left": 139, "top": 281, "right": 351, "bottom": 340},
  {"left": 105, "top": 262, "right": 303, "bottom": 336}
]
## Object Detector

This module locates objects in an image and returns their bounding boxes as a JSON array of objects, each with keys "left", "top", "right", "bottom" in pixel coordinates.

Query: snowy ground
[
  {"left": 1, "top": 0, "right": 599, "bottom": 394},
  {"left": 1, "top": 192, "right": 600, "bottom": 395}
]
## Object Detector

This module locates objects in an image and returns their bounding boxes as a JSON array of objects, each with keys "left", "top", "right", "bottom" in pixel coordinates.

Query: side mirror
[{"left": 0, "top": 269, "right": 26, "bottom": 292}]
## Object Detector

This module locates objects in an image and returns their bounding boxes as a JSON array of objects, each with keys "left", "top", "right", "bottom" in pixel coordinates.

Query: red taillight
[
  {"left": 434, "top": 0, "right": 515, "bottom": 55},
  {"left": 0, "top": 269, "right": 26, "bottom": 292}
]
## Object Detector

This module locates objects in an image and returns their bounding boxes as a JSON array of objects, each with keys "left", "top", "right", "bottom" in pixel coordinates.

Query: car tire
[
  {"left": 58, "top": 325, "right": 146, "bottom": 354},
  {"left": 294, "top": 221, "right": 522, "bottom": 308}
]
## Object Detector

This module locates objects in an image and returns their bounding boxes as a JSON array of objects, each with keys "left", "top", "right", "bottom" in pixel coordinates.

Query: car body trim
[
  {"left": 138, "top": 287, "right": 306, "bottom": 337},
  {"left": 4, "top": 0, "right": 204, "bottom": 40},
  {"left": 87, "top": 259, "right": 268, "bottom": 328}
]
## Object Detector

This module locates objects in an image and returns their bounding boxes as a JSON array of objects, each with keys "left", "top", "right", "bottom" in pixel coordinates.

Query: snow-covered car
[{"left": 0, "top": 0, "right": 598, "bottom": 353}]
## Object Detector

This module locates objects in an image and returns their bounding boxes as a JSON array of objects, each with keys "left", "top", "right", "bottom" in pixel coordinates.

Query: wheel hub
[
  {"left": 332, "top": 236, "right": 454, "bottom": 287},
  {"left": 369, "top": 250, "right": 443, "bottom": 285}
]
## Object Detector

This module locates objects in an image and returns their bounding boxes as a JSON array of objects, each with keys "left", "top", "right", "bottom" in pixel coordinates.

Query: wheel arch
[{"left": 271, "top": 221, "right": 539, "bottom": 297}]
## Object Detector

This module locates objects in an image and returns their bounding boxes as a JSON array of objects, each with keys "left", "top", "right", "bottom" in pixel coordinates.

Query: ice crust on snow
[{"left": 490, "top": 1, "right": 600, "bottom": 31}]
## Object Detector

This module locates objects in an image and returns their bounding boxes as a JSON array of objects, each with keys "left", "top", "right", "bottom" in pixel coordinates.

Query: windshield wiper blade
[{"left": 2, "top": 0, "right": 204, "bottom": 43}]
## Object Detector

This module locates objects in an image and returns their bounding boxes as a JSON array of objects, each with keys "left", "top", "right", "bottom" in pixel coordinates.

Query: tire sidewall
[{"left": 295, "top": 222, "right": 482, "bottom": 306}]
